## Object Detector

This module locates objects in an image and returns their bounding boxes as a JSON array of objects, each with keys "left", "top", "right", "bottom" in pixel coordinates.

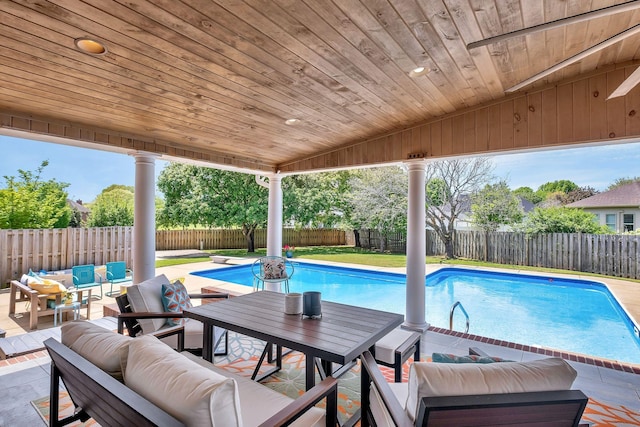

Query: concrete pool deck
[{"left": 1, "top": 254, "right": 639, "bottom": 425}]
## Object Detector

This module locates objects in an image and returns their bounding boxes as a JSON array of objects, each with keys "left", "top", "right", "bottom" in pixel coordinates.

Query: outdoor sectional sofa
[{"left": 45, "top": 321, "right": 338, "bottom": 427}]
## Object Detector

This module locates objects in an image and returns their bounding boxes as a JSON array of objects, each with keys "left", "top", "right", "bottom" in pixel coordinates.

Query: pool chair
[
  {"left": 252, "top": 256, "right": 294, "bottom": 293},
  {"left": 116, "top": 274, "right": 229, "bottom": 356},
  {"left": 72, "top": 264, "right": 104, "bottom": 299},
  {"left": 360, "top": 349, "right": 589, "bottom": 427},
  {"left": 105, "top": 261, "right": 133, "bottom": 297}
]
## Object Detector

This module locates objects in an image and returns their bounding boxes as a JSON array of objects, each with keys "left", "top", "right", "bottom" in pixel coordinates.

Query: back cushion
[
  {"left": 126, "top": 274, "right": 171, "bottom": 333},
  {"left": 405, "top": 357, "right": 577, "bottom": 421},
  {"left": 61, "top": 320, "right": 131, "bottom": 381},
  {"left": 125, "top": 335, "right": 242, "bottom": 427}
]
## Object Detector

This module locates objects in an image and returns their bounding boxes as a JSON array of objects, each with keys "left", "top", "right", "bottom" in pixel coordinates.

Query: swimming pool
[{"left": 191, "top": 263, "right": 640, "bottom": 364}]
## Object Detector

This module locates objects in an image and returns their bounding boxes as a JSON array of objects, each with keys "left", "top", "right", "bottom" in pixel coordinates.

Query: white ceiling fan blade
[
  {"left": 467, "top": 0, "right": 640, "bottom": 50},
  {"left": 506, "top": 24, "right": 640, "bottom": 93},
  {"left": 607, "top": 66, "right": 640, "bottom": 99}
]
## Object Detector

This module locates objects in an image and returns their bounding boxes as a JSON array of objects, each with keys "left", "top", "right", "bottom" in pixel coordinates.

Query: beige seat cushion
[
  {"left": 405, "top": 357, "right": 577, "bottom": 421},
  {"left": 159, "top": 317, "right": 205, "bottom": 350},
  {"left": 126, "top": 274, "right": 172, "bottom": 333},
  {"left": 61, "top": 320, "right": 131, "bottom": 381},
  {"left": 124, "top": 335, "right": 242, "bottom": 427},
  {"left": 184, "top": 352, "right": 326, "bottom": 427}
]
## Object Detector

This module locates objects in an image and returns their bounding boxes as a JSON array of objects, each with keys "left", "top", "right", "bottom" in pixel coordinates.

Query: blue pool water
[{"left": 191, "top": 263, "right": 640, "bottom": 364}]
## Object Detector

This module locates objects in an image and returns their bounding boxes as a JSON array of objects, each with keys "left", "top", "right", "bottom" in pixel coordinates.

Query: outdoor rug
[{"left": 31, "top": 332, "right": 640, "bottom": 426}]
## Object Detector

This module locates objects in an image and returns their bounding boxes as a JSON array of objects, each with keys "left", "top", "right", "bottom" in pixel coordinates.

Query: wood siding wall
[
  {"left": 281, "top": 64, "right": 640, "bottom": 173},
  {"left": 354, "top": 229, "right": 640, "bottom": 280},
  {"left": 0, "top": 227, "right": 133, "bottom": 286}
]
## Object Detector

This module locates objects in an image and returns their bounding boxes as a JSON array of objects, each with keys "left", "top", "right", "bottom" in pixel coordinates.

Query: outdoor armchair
[
  {"left": 116, "top": 274, "right": 228, "bottom": 356},
  {"left": 360, "top": 349, "right": 589, "bottom": 427}
]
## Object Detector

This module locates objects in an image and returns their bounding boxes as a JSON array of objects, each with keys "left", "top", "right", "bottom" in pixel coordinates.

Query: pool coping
[{"left": 429, "top": 326, "right": 640, "bottom": 374}]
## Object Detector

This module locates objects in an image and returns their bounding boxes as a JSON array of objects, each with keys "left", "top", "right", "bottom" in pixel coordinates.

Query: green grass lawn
[{"left": 155, "top": 245, "right": 640, "bottom": 282}]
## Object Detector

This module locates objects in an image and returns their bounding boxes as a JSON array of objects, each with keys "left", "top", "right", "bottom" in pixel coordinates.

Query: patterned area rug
[{"left": 31, "top": 332, "right": 640, "bottom": 426}]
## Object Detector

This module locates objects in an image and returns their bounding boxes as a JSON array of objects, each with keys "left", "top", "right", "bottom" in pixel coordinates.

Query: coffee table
[{"left": 184, "top": 291, "right": 404, "bottom": 390}]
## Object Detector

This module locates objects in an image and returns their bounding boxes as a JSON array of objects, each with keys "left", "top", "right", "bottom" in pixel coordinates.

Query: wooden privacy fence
[
  {"left": 0, "top": 227, "right": 133, "bottom": 286},
  {"left": 155, "top": 228, "right": 346, "bottom": 250},
  {"left": 1, "top": 227, "right": 345, "bottom": 286},
  {"left": 355, "top": 229, "right": 640, "bottom": 280},
  {"left": 454, "top": 231, "right": 640, "bottom": 279}
]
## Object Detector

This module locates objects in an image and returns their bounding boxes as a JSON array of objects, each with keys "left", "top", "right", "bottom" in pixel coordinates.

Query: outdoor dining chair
[{"left": 251, "top": 256, "right": 294, "bottom": 293}]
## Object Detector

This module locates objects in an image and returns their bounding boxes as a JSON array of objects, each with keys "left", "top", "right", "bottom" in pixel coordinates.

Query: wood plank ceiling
[{"left": 1, "top": 0, "right": 640, "bottom": 173}]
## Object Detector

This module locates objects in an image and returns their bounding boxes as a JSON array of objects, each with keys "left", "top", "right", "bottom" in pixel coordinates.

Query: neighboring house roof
[
  {"left": 67, "top": 199, "right": 91, "bottom": 213},
  {"left": 566, "top": 182, "right": 640, "bottom": 208}
]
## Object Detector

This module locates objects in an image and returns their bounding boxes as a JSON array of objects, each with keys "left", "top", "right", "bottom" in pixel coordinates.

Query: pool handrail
[{"left": 450, "top": 301, "right": 470, "bottom": 334}]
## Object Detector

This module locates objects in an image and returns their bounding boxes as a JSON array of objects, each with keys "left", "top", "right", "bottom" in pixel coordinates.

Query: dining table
[{"left": 183, "top": 290, "right": 404, "bottom": 390}]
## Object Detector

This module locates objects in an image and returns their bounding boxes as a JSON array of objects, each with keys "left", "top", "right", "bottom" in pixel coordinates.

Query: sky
[{"left": 1, "top": 134, "right": 639, "bottom": 203}]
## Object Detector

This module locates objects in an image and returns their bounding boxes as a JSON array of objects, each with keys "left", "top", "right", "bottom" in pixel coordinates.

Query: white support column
[
  {"left": 403, "top": 160, "right": 429, "bottom": 331},
  {"left": 132, "top": 153, "right": 157, "bottom": 284},
  {"left": 265, "top": 173, "right": 283, "bottom": 257}
]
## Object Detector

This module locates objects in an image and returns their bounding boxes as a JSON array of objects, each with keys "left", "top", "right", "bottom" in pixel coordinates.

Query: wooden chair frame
[{"left": 8, "top": 280, "right": 92, "bottom": 330}]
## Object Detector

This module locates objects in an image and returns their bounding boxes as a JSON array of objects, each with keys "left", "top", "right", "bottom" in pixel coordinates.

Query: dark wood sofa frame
[
  {"left": 360, "top": 350, "right": 589, "bottom": 427},
  {"left": 44, "top": 337, "right": 339, "bottom": 427}
]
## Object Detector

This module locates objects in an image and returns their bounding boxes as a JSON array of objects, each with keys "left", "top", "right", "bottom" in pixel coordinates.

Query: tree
[
  {"left": 348, "top": 167, "right": 407, "bottom": 252},
  {"left": 537, "top": 180, "right": 579, "bottom": 194},
  {"left": 513, "top": 186, "right": 543, "bottom": 204},
  {"left": 157, "top": 163, "right": 268, "bottom": 252},
  {"left": 514, "top": 206, "right": 609, "bottom": 235},
  {"left": 470, "top": 180, "right": 523, "bottom": 232},
  {"left": 425, "top": 157, "right": 494, "bottom": 258},
  {"left": 535, "top": 180, "right": 579, "bottom": 206},
  {"left": 87, "top": 187, "right": 134, "bottom": 226},
  {"left": 607, "top": 176, "right": 640, "bottom": 191},
  {"left": 0, "top": 161, "right": 71, "bottom": 229},
  {"left": 282, "top": 171, "right": 352, "bottom": 229}
]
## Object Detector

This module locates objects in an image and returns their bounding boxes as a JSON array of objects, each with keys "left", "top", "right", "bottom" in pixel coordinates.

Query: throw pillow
[
  {"left": 432, "top": 352, "right": 513, "bottom": 364},
  {"left": 21, "top": 272, "right": 44, "bottom": 286},
  {"left": 161, "top": 280, "right": 193, "bottom": 326},
  {"left": 405, "top": 357, "right": 577, "bottom": 422},
  {"left": 263, "top": 259, "right": 286, "bottom": 279},
  {"left": 29, "top": 278, "right": 67, "bottom": 300},
  {"left": 125, "top": 335, "right": 242, "bottom": 427}
]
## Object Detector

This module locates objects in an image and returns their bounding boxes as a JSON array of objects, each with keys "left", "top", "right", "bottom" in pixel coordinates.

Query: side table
[{"left": 54, "top": 302, "right": 80, "bottom": 326}]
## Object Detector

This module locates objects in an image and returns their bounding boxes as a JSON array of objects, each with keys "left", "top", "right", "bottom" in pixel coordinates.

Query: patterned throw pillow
[
  {"left": 161, "top": 281, "right": 193, "bottom": 326},
  {"left": 432, "top": 352, "right": 513, "bottom": 364},
  {"left": 263, "top": 259, "right": 286, "bottom": 280}
]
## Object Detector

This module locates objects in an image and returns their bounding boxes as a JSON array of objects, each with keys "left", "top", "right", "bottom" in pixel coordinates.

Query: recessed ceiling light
[
  {"left": 409, "top": 66, "right": 430, "bottom": 77},
  {"left": 285, "top": 118, "right": 300, "bottom": 125},
  {"left": 74, "top": 37, "right": 108, "bottom": 55}
]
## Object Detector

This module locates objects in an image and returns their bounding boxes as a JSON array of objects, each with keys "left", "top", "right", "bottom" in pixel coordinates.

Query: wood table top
[{"left": 184, "top": 291, "right": 404, "bottom": 364}]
